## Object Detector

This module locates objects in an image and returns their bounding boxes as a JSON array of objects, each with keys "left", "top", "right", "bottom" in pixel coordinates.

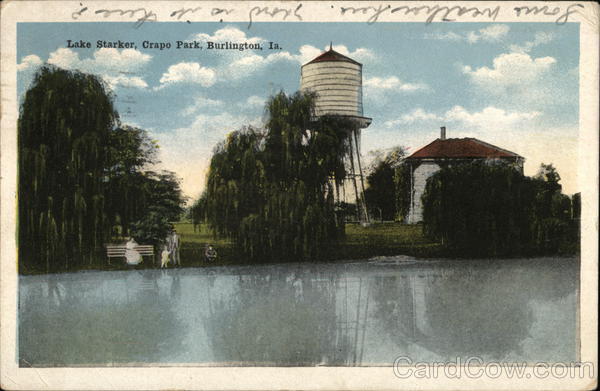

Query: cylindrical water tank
[{"left": 301, "top": 49, "right": 365, "bottom": 119}]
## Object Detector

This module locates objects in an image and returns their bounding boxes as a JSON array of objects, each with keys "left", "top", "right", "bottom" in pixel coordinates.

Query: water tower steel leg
[
  {"left": 353, "top": 129, "right": 369, "bottom": 223},
  {"left": 347, "top": 136, "right": 361, "bottom": 222}
]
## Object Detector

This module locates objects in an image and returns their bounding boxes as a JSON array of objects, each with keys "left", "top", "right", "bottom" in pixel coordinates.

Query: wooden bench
[{"left": 105, "top": 244, "right": 154, "bottom": 264}]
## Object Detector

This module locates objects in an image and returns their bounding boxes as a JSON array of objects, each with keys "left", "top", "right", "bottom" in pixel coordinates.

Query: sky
[{"left": 17, "top": 22, "right": 580, "bottom": 199}]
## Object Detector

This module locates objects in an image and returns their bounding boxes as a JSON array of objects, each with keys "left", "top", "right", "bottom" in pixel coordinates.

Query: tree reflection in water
[
  {"left": 370, "top": 258, "right": 578, "bottom": 361},
  {"left": 19, "top": 270, "right": 185, "bottom": 366},
  {"left": 202, "top": 266, "right": 371, "bottom": 366}
]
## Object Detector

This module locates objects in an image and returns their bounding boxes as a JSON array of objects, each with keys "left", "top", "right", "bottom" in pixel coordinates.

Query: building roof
[
  {"left": 407, "top": 138, "right": 522, "bottom": 159},
  {"left": 303, "top": 48, "right": 362, "bottom": 66}
]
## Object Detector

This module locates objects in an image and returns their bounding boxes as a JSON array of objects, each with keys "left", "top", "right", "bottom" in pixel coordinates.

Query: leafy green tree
[
  {"left": 129, "top": 171, "right": 185, "bottom": 245},
  {"left": 394, "top": 162, "right": 412, "bottom": 222},
  {"left": 104, "top": 125, "right": 159, "bottom": 237},
  {"left": 364, "top": 147, "right": 406, "bottom": 221},
  {"left": 18, "top": 66, "right": 118, "bottom": 272},
  {"left": 104, "top": 127, "right": 185, "bottom": 245}
]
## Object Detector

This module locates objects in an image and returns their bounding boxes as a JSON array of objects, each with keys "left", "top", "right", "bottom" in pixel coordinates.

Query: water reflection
[
  {"left": 18, "top": 257, "right": 578, "bottom": 366},
  {"left": 20, "top": 270, "right": 185, "bottom": 366},
  {"left": 202, "top": 268, "right": 359, "bottom": 365}
]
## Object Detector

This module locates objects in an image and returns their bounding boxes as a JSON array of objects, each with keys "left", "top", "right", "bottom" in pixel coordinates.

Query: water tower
[{"left": 300, "top": 45, "right": 371, "bottom": 223}]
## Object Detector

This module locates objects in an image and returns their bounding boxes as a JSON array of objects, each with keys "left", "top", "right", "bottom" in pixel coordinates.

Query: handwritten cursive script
[
  {"left": 94, "top": 8, "right": 157, "bottom": 28},
  {"left": 514, "top": 3, "right": 584, "bottom": 24},
  {"left": 70, "top": 2, "right": 584, "bottom": 28},
  {"left": 248, "top": 4, "right": 303, "bottom": 29},
  {"left": 340, "top": 4, "right": 501, "bottom": 24}
]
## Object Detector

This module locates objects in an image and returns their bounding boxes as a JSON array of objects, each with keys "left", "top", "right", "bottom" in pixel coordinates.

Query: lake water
[{"left": 18, "top": 256, "right": 579, "bottom": 366}]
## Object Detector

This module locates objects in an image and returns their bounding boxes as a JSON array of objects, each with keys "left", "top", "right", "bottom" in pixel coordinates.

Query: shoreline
[
  {"left": 17, "top": 248, "right": 580, "bottom": 276},
  {"left": 16, "top": 222, "right": 579, "bottom": 276}
]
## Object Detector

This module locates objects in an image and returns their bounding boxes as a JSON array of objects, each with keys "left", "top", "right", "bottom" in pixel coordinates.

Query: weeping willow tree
[
  {"left": 190, "top": 192, "right": 208, "bottom": 231},
  {"left": 19, "top": 66, "right": 118, "bottom": 272},
  {"left": 204, "top": 91, "right": 354, "bottom": 262}
]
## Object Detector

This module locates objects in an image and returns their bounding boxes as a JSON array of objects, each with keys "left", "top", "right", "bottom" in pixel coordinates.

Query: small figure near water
[
  {"left": 125, "top": 237, "right": 142, "bottom": 266},
  {"left": 160, "top": 244, "right": 170, "bottom": 268},
  {"left": 204, "top": 244, "right": 217, "bottom": 263},
  {"left": 167, "top": 229, "right": 181, "bottom": 266}
]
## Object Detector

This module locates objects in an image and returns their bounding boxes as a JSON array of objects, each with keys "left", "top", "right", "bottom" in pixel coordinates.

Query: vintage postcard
[{"left": 1, "top": 1, "right": 598, "bottom": 390}]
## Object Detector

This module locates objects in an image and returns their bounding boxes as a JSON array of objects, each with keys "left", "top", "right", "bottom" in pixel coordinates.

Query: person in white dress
[
  {"left": 125, "top": 237, "right": 142, "bottom": 265},
  {"left": 160, "top": 244, "right": 170, "bottom": 268}
]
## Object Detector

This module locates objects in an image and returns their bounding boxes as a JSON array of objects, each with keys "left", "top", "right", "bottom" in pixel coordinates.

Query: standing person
[
  {"left": 168, "top": 229, "right": 181, "bottom": 267},
  {"left": 125, "top": 237, "right": 142, "bottom": 266}
]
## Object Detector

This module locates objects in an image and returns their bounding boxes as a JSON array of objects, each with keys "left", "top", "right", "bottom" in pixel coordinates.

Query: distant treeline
[
  {"left": 18, "top": 67, "right": 184, "bottom": 274},
  {"left": 422, "top": 162, "right": 580, "bottom": 257}
]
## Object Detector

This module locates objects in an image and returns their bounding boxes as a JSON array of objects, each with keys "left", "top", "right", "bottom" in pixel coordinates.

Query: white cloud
[
  {"left": 444, "top": 105, "right": 541, "bottom": 128},
  {"left": 190, "top": 25, "right": 265, "bottom": 45},
  {"left": 245, "top": 95, "right": 266, "bottom": 107},
  {"left": 364, "top": 76, "right": 428, "bottom": 92},
  {"left": 103, "top": 75, "right": 148, "bottom": 89},
  {"left": 189, "top": 26, "right": 291, "bottom": 80},
  {"left": 463, "top": 52, "right": 556, "bottom": 90},
  {"left": 47, "top": 48, "right": 80, "bottom": 69},
  {"left": 427, "top": 31, "right": 463, "bottom": 41},
  {"left": 181, "top": 95, "right": 224, "bottom": 116},
  {"left": 509, "top": 31, "right": 555, "bottom": 53},
  {"left": 44, "top": 47, "right": 151, "bottom": 90},
  {"left": 296, "top": 44, "right": 375, "bottom": 65},
  {"left": 85, "top": 48, "right": 151, "bottom": 72},
  {"left": 226, "top": 51, "right": 295, "bottom": 79},
  {"left": 47, "top": 47, "right": 151, "bottom": 74},
  {"left": 383, "top": 105, "right": 540, "bottom": 130},
  {"left": 158, "top": 62, "right": 216, "bottom": 87},
  {"left": 328, "top": 44, "right": 375, "bottom": 63},
  {"left": 469, "top": 24, "right": 510, "bottom": 43},
  {"left": 296, "top": 45, "right": 323, "bottom": 64},
  {"left": 223, "top": 43, "right": 374, "bottom": 80},
  {"left": 384, "top": 108, "right": 441, "bottom": 127},
  {"left": 426, "top": 24, "right": 509, "bottom": 43},
  {"left": 17, "top": 54, "right": 43, "bottom": 71}
]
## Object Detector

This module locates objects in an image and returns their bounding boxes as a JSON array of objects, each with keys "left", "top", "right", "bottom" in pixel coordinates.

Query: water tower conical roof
[{"left": 303, "top": 48, "right": 361, "bottom": 66}]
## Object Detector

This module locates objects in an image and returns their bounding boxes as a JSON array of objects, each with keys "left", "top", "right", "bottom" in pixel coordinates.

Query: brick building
[{"left": 405, "top": 127, "right": 524, "bottom": 224}]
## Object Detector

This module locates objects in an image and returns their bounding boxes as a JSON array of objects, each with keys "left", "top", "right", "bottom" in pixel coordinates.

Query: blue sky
[{"left": 17, "top": 22, "right": 580, "bottom": 198}]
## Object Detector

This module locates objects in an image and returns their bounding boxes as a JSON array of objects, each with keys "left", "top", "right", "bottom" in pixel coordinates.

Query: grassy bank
[
  {"left": 17, "top": 222, "right": 442, "bottom": 274},
  {"left": 173, "top": 222, "right": 442, "bottom": 268},
  {"left": 330, "top": 222, "right": 443, "bottom": 261}
]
